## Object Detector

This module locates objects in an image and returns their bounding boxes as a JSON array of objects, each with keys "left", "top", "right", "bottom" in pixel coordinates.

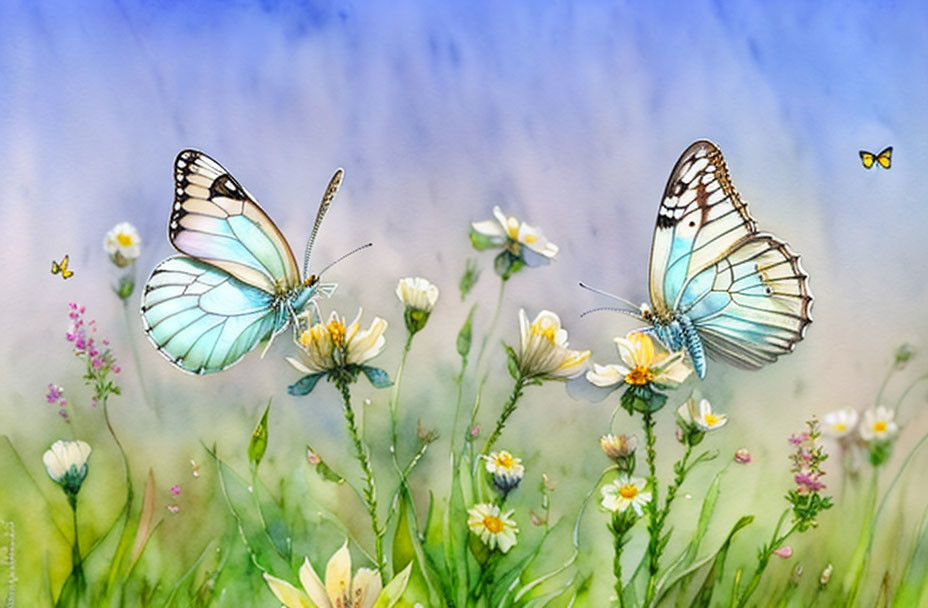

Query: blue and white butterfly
[
  {"left": 141, "top": 150, "right": 341, "bottom": 374},
  {"left": 589, "top": 140, "right": 813, "bottom": 379}
]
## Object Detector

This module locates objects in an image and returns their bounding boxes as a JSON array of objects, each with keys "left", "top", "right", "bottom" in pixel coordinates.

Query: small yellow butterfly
[
  {"left": 859, "top": 146, "right": 892, "bottom": 169},
  {"left": 51, "top": 254, "right": 74, "bottom": 279}
]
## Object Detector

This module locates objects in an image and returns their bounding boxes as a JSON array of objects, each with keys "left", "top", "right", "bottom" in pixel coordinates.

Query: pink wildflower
[
  {"left": 774, "top": 546, "right": 793, "bottom": 558},
  {"left": 46, "top": 384, "right": 64, "bottom": 404},
  {"left": 794, "top": 472, "right": 826, "bottom": 494},
  {"left": 734, "top": 448, "right": 751, "bottom": 464},
  {"left": 170, "top": 484, "right": 181, "bottom": 497}
]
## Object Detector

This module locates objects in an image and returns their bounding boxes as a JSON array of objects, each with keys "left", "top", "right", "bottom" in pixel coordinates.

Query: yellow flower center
[
  {"left": 874, "top": 421, "right": 887, "bottom": 433},
  {"left": 530, "top": 320, "right": 558, "bottom": 343},
  {"left": 116, "top": 232, "right": 133, "bottom": 247},
  {"left": 496, "top": 452, "right": 514, "bottom": 469},
  {"left": 833, "top": 423, "right": 847, "bottom": 432},
  {"left": 625, "top": 365, "right": 654, "bottom": 385},
  {"left": 704, "top": 413, "right": 722, "bottom": 427},
  {"left": 523, "top": 233, "right": 537, "bottom": 244},
  {"left": 327, "top": 318, "right": 347, "bottom": 347},
  {"left": 619, "top": 484, "right": 639, "bottom": 499},
  {"left": 483, "top": 515, "right": 504, "bottom": 534},
  {"left": 505, "top": 217, "right": 521, "bottom": 240}
]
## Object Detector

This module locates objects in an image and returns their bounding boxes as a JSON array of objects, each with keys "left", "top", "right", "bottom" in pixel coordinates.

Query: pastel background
[{"left": 1, "top": 1, "right": 926, "bottom": 605}]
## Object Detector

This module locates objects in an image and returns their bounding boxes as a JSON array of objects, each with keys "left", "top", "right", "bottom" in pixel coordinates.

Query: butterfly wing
[
  {"left": 680, "top": 234, "right": 812, "bottom": 369},
  {"left": 877, "top": 146, "right": 893, "bottom": 169},
  {"left": 648, "top": 141, "right": 757, "bottom": 316},
  {"left": 648, "top": 141, "right": 812, "bottom": 374},
  {"left": 141, "top": 256, "right": 287, "bottom": 374},
  {"left": 171, "top": 150, "right": 301, "bottom": 294},
  {"left": 60, "top": 255, "right": 73, "bottom": 278},
  {"left": 859, "top": 150, "right": 876, "bottom": 169}
]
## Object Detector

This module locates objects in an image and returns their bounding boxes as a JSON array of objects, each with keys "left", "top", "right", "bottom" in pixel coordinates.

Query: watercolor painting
[{"left": 2, "top": 2, "right": 927, "bottom": 606}]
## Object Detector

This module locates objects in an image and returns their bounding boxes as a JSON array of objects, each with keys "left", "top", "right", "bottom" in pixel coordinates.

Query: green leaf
[
  {"left": 393, "top": 490, "right": 416, "bottom": 573},
  {"left": 457, "top": 305, "right": 476, "bottom": 358},
  {"left": 470, "top": 228, "right": 499, "bottom": 251},
  {"left": 306, "top": 445, "right": 346, "bottom": 484},
  {"left": 504, "top": 344, "right": 521, "bottom": 380},
  {"left": 691, "top": 516, "right": 754, "bottom": 608},
  {"left": 372, "top": 563, "right": 413, "bottom": 608},
  {"left": 422, "top": 491, "right": 454, "bottom": 600},
  {"left": 209, "top": 447, "right": 291, "bottom": 574},
  {"left": 459, "top": 257, "right": 480, "bottom": 300},
  {"left": 361, "top": 366, "right": 393, "bottom": 388},
  {"left": 287, "top": 372, "right": 325, "bottom": 396},
  {"left": 248, "top": 402, "right": 271, "bottom": 470},
  {"left": 894, "top": 503, "right": 928, "bottom": 605}
]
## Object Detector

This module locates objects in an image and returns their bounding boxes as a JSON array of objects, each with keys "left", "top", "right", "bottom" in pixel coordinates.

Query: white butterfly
[{"left": 590, "top": 140, "right": 813, "bottom": 378}]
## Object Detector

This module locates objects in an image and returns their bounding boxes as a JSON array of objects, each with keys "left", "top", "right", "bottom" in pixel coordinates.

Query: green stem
[
  {"left": 469, "top": 280, "right": 507, "bottom": 431},
  {"left": 68, "top": 497, "right": 83, "bottom": 582},
  {"left": 102, "top": 394, "right": 134, "bottom": 595},
  {"left": 480, "top": 374, "right": 526, "bottom": 457},
  {"left": 893, "top": 372, "right": 928, "bottom": 416},
  {"left": 643, "top": 411, "right": 660, "bottom": 605},
  {"left": 335, "top": 376, "right": 386, "bottom": 583},
  {"left": 389, "top": 333, "right": 414, "bottom": 476},
  {"left": 874, "top": 363, "right": 895, "bottom": 407},
  {"left": 736, "top": 509, "right": 798, "bottom": 608},
  {"left": 612, "top": 516, "right": 628, "bottom": 608},
  {"left": 844, "top": 469, "right": 879, "bottom": 604},
  {"left": 846, "top": 431, "right": 928, "bottom": 606},
  {"left": 121, "top": 299, "right": 158, "bottom": 418}
]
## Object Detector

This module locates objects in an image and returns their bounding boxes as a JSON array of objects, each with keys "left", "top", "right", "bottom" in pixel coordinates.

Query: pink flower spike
[
  {"left": 734, "top": 448, "right": 751, "bottom": 464},
  {"left": 170, "top": 485, "right": 181, "bottom": 497},
  {"left": 774, "top": 546, "right": 793, "bottom": 558},
  {"left": 794, "top": 473, "right": 826, "bottom": 494}
]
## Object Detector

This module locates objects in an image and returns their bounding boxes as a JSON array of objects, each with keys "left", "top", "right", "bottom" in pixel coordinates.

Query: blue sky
[{"left": 1, "top": 0, "right": 925, "bottom": 478}]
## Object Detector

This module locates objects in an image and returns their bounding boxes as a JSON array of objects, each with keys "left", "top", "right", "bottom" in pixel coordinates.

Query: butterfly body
[
  {"left": 637, "top": 141, "right": 812, "bottom": 378},
  {"left": 644, "top": 313, "right": 707, "bottom": 378},
  {"left": 142, "top": 150, "right": 339, "bottom": 375}
]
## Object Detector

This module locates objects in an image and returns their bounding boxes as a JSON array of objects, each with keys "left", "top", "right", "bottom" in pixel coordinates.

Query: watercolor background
[{"left": 1, "top": 1, "right": 927, "bottom": 605}]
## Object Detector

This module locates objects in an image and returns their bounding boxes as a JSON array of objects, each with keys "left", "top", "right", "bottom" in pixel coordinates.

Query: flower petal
[
  {"left": 352, "top": 568, "right": 383, "bottom": 608},
  {"left": 586, "top": 363, "right": 628, "bottom": 387},
  {"left": 325, "top": 543, "right": 352, "bottom": 606},
  {"left": 298, "top": 556, "right": 331, "bottom": 608},
  {"left": 264, "top": 573, "right": 315, "bottom": 608}
]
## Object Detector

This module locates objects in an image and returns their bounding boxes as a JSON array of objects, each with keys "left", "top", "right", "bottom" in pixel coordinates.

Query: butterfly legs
[{"left": 648, "top": 316, "right": 706, "bottom": 379}]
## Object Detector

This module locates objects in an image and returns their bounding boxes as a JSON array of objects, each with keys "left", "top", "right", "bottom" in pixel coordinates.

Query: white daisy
[
  {"left": 516, "top": 309, "right": 590, "bottom": 378},
  {"left": 601, "top": 474, "right": 652, "bottom": 516},
  {"left": 467, "top": 503, "right": 519, "bottom": 553}
]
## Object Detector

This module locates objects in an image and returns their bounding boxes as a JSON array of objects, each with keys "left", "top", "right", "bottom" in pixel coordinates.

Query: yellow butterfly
[
  {"left": 859, "top": 146, "right": 892, "bottom": 169},
  {"left": 51, "top": 255, "right": 74, "bottom": 279}
]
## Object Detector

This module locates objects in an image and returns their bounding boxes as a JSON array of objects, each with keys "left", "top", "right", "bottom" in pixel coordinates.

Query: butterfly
[
  {"left": 51, "top": 255, "right": 74, "bottom": 279},
  {"left": 859, "top": 147, "right": 892, "bottom": 169},
  {"left": 141, "top": 150, "right": 341, "bottom": 374},
  {"left": 588, "top": 140, "right": 812, "bottom": 379}
]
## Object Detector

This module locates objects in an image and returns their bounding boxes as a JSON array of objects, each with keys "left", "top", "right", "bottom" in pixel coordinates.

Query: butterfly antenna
[
  {"left": 578, "top": 281, "right": 641, "bottom": 312},
  {"left": 303, "top": 168, "right": 344, "bottom": 276},
  {"left": 580, "top": 306, "right": 644, "bottom": 320},
  {"left": 317, "top": 242, "right": 373, "bottom": 278}
]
